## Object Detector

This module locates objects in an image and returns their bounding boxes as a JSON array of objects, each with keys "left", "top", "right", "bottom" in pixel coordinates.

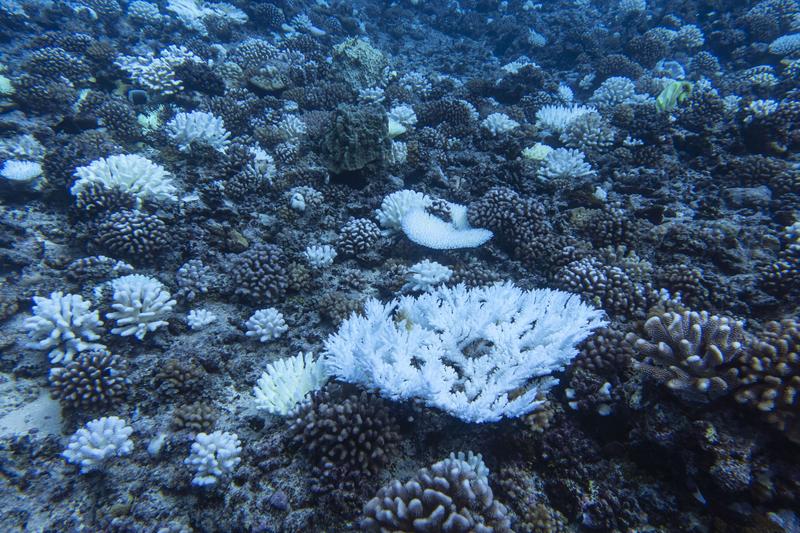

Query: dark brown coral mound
[{"left": 288, "top": 390, "right": 400, "bottom": 492}]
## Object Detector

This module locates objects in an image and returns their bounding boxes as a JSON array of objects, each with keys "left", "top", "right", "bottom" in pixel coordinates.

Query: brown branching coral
[
  {"left": 734, "top": 319, "right": 800, "bottom": 442},
  {"left": 361, "top": 451, "right": 512, "bottom": 533},
  {"left": 49, "top": 350, "right": 130, "bottom": 409},
  {"left": 287, "top": 390, "right": 400, "bottom": 492},
  {"left": 627, "top": 310, "right": 747, "bottom": 399}
]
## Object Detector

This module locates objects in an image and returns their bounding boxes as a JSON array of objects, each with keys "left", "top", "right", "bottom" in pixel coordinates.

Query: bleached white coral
[
  {"left": 521, "top": 143, "right": 553, "bottom": 161},
  {"left": 481, "top": 113, "right": 520, "bottom": 136},
  {"left": 376, "top": 189, "right": 432, "bottom": 232},
  {"left": 538, "top": 148, "right": 595, "bottom": 181},
  {"left": 287, "top": 186, "right": 323, "bottom": 212},
  {"left": 388, "top": 104, "right": 417, "bottom": 128},
  {"left": 557, "top": 83, "right": 574, "bottom": 103},
  {"left": 618, "top": 0, "right": 646, "bottom": 13},
  {"left": 675, "top": 24, "right": 705, "bottom": 49},
  {"left": 71, "top": 154, "right": 177, "bottom": 206},
  {"left": 245, "top": 308, "right": 288, "bottom": 342},
  {"left": 115, "top": 45, "right": 201, "bottom": 95},
  {"left": 107, "top": 275, "right": 176, "bottom": 340},
  {"left": 528, "top": 28, "right": 547, "bottom": 47},
  {"left": 359, "top": 87, "right": 385, "bottom": 103},
  {"left": 274, "top": 115, "right": 306, "bottom": 142},
  {"left": 1, "top": 160, "right": 43, "bottom": 187},
  {"left": 401, "top": 208, "right": 493, "bottom": 250},
  {"left": 403, "top": 260, "right": 452, "bottom": 292},
  {"left": 245, "top": 146, "right": 276, "bottom": 184},
  {"left": 63, "top": 416, "right": 134, "bottom": 473},
  {"left": 166, "top": 111, "right": 231, "bottom": 153},
  {"left": 166, "top": 0, "right": 206, "bottom": 31},
  {"left": 206, "top": 2, "right": 247, "bottom": 23},
  {"left": 0, "top": 133, "right": 46, "bottom": 162},
  {"left": 535, "top": 104, "right": 595, "bottom": 135},
  {"left": 253, "top": 352, "right": 328, "bottom": 415},
  {"left": 166, "top": 0, "right": 246, "bottom": 34},
  {"left": 184, "top": 431, "right": 241, "bottom": 486},
  {"left": 127, "top": 0, "right": 162, "bottom": 24},
  {"left": 589, "top": 77, "right": 644, "bottom": 108},
  {"left": 323, "top": 282, "right": 607, "bottom": 423},
  {"left": 387, "top": 140, "right": 408, "bottom": 165},
  {"left": 283, "top": 13, "right": 325, "bottom": 36},
  {"left": 399, "top": 71, "right": 432, "bottom": 96},
  {"left": 24, "top": 292, "right": 105, "bottom": 364},
  {"left": 304, "top": 245, "right": 337, "bottom": 268},
  {"left": 388, "top": 104, "right": 417, "bottom": 138},
  {"left": 502, "top": 57, "right": 538, "bottom": 74},
  {"left": 187, "top": 309, "right": 217, "bottom": 330}
]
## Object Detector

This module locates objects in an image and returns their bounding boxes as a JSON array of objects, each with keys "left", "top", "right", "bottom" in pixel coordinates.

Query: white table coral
[{"left": 324, "top": 282, "right": 607, "bottom": 423}]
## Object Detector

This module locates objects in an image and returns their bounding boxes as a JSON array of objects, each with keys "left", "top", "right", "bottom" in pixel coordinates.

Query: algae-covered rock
[
  {"left": 320, "top": 103, "right": 389, "bottom": 173},
  {"left": 331, "top": 38, "right": 388, "bottom": 91}
]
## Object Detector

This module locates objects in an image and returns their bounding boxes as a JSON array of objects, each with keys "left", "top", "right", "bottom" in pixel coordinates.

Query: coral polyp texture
[
  {"left": 628, "top": 310, "right": 747, "bottom": 399},
  {"left": 49, "top": 350, "right": 130, "bottom": 409},
  {"left": 324, "top": 282, "right": 606, "bottom": 422},
  {"left": 288, "top": 390, "right": 401, "bottom": 491},
  {"left": 4, "top": 0, "right": 800, "bottom": 528}
]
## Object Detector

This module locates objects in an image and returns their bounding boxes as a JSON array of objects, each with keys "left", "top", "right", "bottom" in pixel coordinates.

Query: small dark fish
[{"left": 127, "top": 89, "right": 149, "bottom": 105}]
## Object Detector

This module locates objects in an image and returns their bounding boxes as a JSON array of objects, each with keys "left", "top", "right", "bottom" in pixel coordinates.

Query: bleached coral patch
[
  {"left": 106, "top": 275, "right": 176, "bottom": 340},
  {"left": 324, "top": 282, "right": 606, "bottom": 423},
  {"left": 24, "top": 292, "right": 105, "bottom": 364},
  {"left": 71, "top": 154, "right": 177, "bottom": 206},
  {"left": 253, "top": 352, "right": 328, "bottom": 415},
  {"left": 166, "top": 111, "right": 231, "bottom": 153},
  {"left": 63, "top": 416, "right": 134, "bottom": 473},
  {"left": 184, "top": 431, "right": 241, "bottom": 486}
]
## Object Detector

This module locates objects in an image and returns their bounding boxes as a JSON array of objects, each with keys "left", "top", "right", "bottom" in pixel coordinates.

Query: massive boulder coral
[
  {"left": 320, "top": 103, "right": 389, "bottom": 173},
  {"left": 361, "top": 451, "right": 512, "bottom": 532}
]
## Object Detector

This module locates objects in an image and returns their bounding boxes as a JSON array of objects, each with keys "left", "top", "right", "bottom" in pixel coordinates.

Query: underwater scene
[{"left": 0, "top": 0, "right": 799, "bottom": 530}]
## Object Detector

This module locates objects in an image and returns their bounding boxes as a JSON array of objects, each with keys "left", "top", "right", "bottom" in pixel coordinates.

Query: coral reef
[{"left": 1, "top": 0, "right": 799, "bottom": 529}]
